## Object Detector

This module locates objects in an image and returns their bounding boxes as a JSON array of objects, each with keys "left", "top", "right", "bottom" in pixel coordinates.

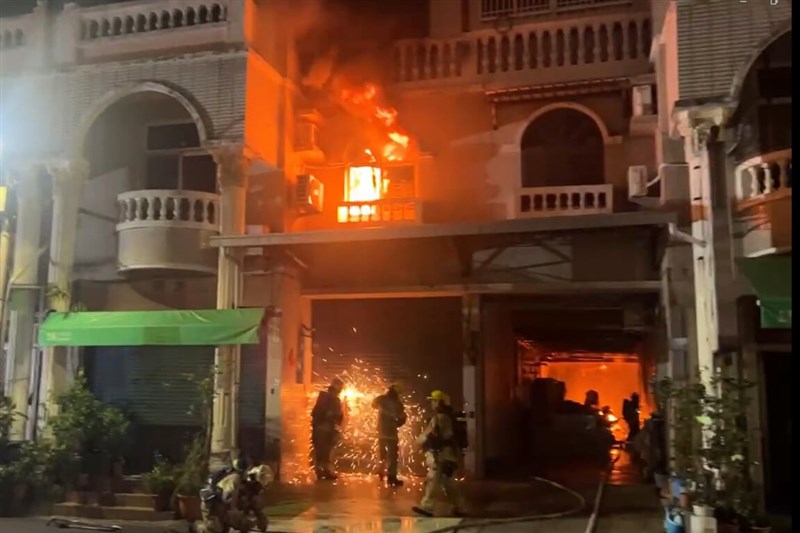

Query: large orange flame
[{"left": 338, "top": 83, "right": 410, "bottom": 162}]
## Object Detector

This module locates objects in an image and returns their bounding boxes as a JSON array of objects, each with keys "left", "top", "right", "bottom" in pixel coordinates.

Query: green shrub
[{"left": 142, "top": 454, "right": 178, "bottom": 497}]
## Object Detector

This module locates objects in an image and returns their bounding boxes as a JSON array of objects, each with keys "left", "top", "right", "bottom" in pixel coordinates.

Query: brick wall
[
  {"left": 676, "top": 0, "right": 791, "bottom": 100},
  {"left": 0, "top": 51, "right": 246, "bottom": 158}
]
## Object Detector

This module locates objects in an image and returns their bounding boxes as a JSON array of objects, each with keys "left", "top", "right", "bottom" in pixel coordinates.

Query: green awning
[
  {"left": 737, "top": 255, "right": 792, "bottom": 329},
  {"left": 38, "top": 309, "right": 265, "bottom": 347}
]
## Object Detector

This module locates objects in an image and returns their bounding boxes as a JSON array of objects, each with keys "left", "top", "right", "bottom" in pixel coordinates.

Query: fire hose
[
  {"left": 426, "top": 452, "right": 622, "bottom": 533},
  {"left": 46, "top": 517, "right": 122, "bottom": 531}
]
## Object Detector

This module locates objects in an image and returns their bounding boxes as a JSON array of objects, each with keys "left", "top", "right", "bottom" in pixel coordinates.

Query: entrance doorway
[{"left": 762, "top": 351, "right": 791, "bottom": 512}]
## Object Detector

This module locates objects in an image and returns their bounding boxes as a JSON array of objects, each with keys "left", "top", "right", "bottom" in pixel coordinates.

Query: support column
[
  {"left": 40, "top": 158, "right": 88, "bottom": 426},
  {"left": 5, "top": 165, "right": 44, "bottom": 440},
  {"left": 683, "top": 123, "right": 718, "bottom": 386},
  {"left": 262, "top": 262, "right": 302, "bottom": 480},
  {"left": 209, "top": 143, "right": 248, "bottom": 469},
  {"left": 462, "top": 293, "right": 484, "bottom": 479}
]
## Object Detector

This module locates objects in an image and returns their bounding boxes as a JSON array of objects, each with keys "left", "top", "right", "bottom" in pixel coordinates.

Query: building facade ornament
[
  {"left": 46, "top": 158, "right": 90, "bottom": 196},
  {"left": 207, "top": 142, "right": 248, "bottom": 190}
]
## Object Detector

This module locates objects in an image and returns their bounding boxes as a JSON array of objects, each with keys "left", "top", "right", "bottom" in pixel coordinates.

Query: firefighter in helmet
[
  {"left": 193, "top": 457, "right": 248, "bottom": 533},
  {"left": 412, "top": 390, "right": 466, "bottom": 517},
  {"left": 311, "top": 377, "right": 345, "bottom": 480},
  {"left": 372, "top": 382, "right": 408, "bottom": 486}
]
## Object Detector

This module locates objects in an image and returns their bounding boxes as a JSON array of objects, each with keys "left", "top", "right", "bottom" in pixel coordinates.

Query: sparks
[{"left": 283, "top": 361, "right": 427, "bottom": 484}]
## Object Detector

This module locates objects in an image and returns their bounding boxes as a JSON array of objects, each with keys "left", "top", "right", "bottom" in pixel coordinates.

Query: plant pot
[
  {"left": 12, "top": 483, "right": 29, "bottom": 509},
  {"left": 693, "top": 504, "right": 714, "bottom": 517},
  {"left": 111, "top": 460, "right": 125, "bottom": 479},
  {"left": 717, "top": 523, "right": 741, "bottom": 533},
  {"left": 177, "top": 494, "right": 201, "bottom": 521},
  {"left": 152, "top": 493, "right": 171, "bottom": 512},
  {"left": 77, "top": 473, "right": 90, "bottom": 489}
]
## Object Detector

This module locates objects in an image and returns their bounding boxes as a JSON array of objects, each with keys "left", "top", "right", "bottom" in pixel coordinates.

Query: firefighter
[
  {"left": 372, "top": 382, "right": 408, "bottom": 486},
  {"left": 311, "top": 377, "right": 345, "bottom": 481},
  {"left": 193, "top": 458, "right": 249, "bottom": 533},
  {"left": 412, "top": 390, "right": 466, "bottom": 518}
]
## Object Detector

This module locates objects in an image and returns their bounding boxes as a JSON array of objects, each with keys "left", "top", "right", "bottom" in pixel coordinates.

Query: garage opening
[
  {"left": 286, "top": 297, "right": 463, "bottom": 481},
  {"left": 483, "top": 294, "right": 657, "bottom": 480}
]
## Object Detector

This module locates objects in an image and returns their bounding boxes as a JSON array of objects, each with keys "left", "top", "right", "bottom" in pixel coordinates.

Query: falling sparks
[{"left": 284, "top": 361, "right": 428, "bottom": 485}]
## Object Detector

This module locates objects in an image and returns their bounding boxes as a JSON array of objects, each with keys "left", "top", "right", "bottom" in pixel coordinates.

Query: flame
[
  {"left": 338, "top": 83, "right": 411, "bottom": 162},
  {"left": 283, "top": 361, "right": 427, "bottom": 485}
]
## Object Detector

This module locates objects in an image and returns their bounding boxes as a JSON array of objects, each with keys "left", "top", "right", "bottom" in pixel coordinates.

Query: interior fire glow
[{"left": 336, "top": 83, "right": 415, "bottom": 224}]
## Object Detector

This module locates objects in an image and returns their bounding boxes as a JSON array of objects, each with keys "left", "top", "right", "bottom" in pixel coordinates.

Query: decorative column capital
[
  {"left": 47, "top": 158, "right": 89, "bottom": 195},
  {"left": 206, "top": 142, "right": 248, "bottom": 189}
]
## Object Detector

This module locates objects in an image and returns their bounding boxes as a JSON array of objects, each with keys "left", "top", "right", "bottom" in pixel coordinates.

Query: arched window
[
  {"left": 733, "top": 31, "right": 792, "bottom": 162},
  {"left": 520, "top": 108, "right": 605, "bottom": 188}
]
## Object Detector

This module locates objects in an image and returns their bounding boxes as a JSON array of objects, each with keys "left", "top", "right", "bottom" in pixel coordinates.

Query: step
[
  {"left": 53, "top": 502, "right": 173, "bottom": 521},
  {"left": 112, "top": 492, "right": 161, "bottom": 508}
]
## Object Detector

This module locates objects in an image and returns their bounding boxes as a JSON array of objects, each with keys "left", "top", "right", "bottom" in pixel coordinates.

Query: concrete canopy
[{"left": 217, "top": 211, "right": 677, "bottom": 297}]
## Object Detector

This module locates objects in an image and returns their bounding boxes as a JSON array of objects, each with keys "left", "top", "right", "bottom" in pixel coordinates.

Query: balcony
[
  {"left": 337, "top": 198, "right": 423, "bottom": 225},
  {"left": 76, "top": 0, "right": 233, "bottom": 62},
  {"left": 734, "top": 148, "right": 792, "bottom": 258},
  {"left": 117, "top": 190, "right": 220, "bottom": 275},
  {"left": 514, "top": 184, "right": 614, "bottom": 218},
  {"left": 0, "top": 0, "right": 240, "bottom": 74},
  {"left": 392, "top": 8, "right": 651, "bottom": 91}
]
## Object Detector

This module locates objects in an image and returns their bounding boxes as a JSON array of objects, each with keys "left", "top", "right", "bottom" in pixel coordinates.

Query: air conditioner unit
[
  {"left": 659, "top": 163, "right": 690, "bottom": 204},
  {"left": 632, "top": 85, "right": 654, "bottom": 117},
  {"left": 627, "top": 165, "right": 650, "bottom": 199},
  {"left": 294, "top": 122, "right": 320, "bottom": 153},
  {"left": 295, "top": 174, "right": 324, "bottom": 215}
]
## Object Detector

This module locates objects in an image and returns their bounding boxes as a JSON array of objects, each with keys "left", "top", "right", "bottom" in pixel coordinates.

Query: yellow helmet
[
  {"left": 427, "top": 390, "right": 451, "bottom": 405},
  {"left": 389, "top": 382, "right": 403, "bottom": 394}
]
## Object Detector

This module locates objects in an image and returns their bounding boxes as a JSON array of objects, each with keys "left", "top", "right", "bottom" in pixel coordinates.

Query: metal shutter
[
  {"left": 90, "top": 346, "right": 214, "bottom": 426},
  {"left": 239, "top": 342, "right": 266, "bottom": 428}
]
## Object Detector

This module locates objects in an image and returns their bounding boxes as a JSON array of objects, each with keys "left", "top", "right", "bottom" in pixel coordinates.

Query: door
[{"left": 762, "top": 351, "right": 791, "bottom": 512}]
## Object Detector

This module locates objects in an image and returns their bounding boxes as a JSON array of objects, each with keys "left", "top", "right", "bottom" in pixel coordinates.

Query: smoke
[{"left": 293, "top": 0, "right": 422, "bottom": 92}]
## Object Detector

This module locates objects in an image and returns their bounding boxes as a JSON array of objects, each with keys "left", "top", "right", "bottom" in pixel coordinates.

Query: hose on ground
[
  {"left": 427, "top": 451, "right": 622, "bottom": 533},
  {"left": 425, "top": 475, "right": 587, "bottom": 533}
]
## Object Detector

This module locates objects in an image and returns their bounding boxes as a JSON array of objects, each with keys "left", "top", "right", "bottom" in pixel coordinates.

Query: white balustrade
[
  {"left": 0, "top": 14, "right": 30, "bottom": 51},
  {"left": 735, "top": 148, "right": 792, "bottom": 206},
  {"left": 117, "top": 190, "right": 221, "bottom": 231},
  {"left": 393, "top": 10, "right": 650, "bottom": 86},
  {"left": 337, "top": 198, "right": 423, "bottom": 225},
  {"left": 515, "top": 184, "right": 613, "bottom": 218},
  {"left": 78, "top": 0, "right": 227, "bottom": 41}
]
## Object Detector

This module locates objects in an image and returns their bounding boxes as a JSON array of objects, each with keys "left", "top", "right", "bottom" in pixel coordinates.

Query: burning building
[{"left": 0, "top": 1, "right": 790, "bottom": 518}]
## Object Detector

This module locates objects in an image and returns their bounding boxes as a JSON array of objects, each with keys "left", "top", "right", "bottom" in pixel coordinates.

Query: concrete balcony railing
[
  {"left": 0, "top": 0, "right": 241, "bottom": 71},
  {"left": 77, "top": 0, "right": 234, "bottom": 61},
  {"left": 734, "top": 149, "right": 792, "bottom": 258},
  {"left": 337, "top": 198, "right": 423, "bottom": 225},
  {"left": 514, "top": 184, "right": 613, "bottom": 218},
  {"left": 116, "top": 189, "right": 221, "bottom": 275},
  {"left": 392, "top": 9, "right": 651, "bottom": 90}
]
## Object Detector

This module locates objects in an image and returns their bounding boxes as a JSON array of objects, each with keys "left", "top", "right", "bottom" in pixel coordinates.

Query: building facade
[
  {"left": 1, "top": 0, "right": 790, "bottom": 501},
  {"left": 651, "top": 0, "right": 792, "bottom": 512}
]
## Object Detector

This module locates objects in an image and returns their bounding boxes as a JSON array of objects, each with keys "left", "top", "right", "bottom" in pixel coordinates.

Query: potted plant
[
  {"left": 48, "top": 372, "right": 130, "bottom": 492},
  {"left": 142, "top": 455, "right": 177, "bottom": 512},
  {"left": 175, "top": 435, "right": 206, "bottom": 521}
]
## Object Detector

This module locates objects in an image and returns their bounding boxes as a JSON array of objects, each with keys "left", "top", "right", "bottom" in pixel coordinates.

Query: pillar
[
  {"left": 683, "top": 122, "right": 718, "bottom": 386},
  {"left": 209, "top": 143, "right": 248, "bottom": 469},
  {"left": 261, "top": 261, "right": 303, "bottom": 479},
  {"left": 5, "top": 165, "right": 44, "bottom": 440},
  {"left": 40, "top": 158, "right": 89, "bottom": 426},
  {"left": 462, "top": 293, "right": 484, "bottom": 479}
]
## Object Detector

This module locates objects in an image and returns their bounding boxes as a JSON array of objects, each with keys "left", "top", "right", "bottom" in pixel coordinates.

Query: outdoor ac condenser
[
  {"left": 295, "top": 174, "right": 324, "bottom": 215},
  {"left": 627, "top": 165, "right": 650, "bottom": 199}
]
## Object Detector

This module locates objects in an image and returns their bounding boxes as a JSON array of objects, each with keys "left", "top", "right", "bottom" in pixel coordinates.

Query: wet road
[{"left": 0, "top": 451, "right": 666, "bottom": 533}]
